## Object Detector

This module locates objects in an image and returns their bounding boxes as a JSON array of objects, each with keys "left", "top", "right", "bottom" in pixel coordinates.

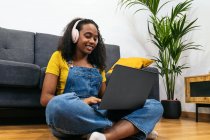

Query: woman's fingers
[{"left": 83, "top": 97, "right": 101, "bottom": 104}]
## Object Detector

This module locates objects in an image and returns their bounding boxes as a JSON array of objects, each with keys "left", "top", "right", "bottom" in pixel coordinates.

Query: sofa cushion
[
  {"left": 0, "top": 27, "right": 34, "bottom": 63},
  {"left": 105, "top": 44, "right": 120, "bottom": 72},
  {"left": 35, "top": 33, "right": 60, "bottom": 68},
  {"left": 107, "top": 57, "right": 153, "bottom": 74},
  {"left": 0, "top": 60, "right": 40, "bottom": 87}
]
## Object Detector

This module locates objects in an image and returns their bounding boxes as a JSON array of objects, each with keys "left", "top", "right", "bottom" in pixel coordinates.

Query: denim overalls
[{"left": 46, "top": 63, "right": 163, "bottom": 140}]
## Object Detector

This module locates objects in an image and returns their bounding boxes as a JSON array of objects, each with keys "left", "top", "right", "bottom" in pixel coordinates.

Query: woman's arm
[
  {"left": 40, "top": 73, "right": 58, "bottom": 107},
  {"left": 98, "top": 82, "right": 106, "bottom": 98}
]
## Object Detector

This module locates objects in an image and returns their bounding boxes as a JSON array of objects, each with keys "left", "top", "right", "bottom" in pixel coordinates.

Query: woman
[{"left": 40, "top": 18, "right": 163, "bottom": 140}]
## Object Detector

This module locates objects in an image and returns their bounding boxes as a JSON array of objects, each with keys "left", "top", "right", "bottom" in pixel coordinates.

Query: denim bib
[{"left": 63, "top": 64, "right": 102, "bottom": 98}]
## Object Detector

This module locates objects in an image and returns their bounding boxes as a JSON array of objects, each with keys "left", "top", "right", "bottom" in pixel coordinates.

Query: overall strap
[
  {"left": 67, "top": 60, "right": 97, "bottom": 69},
  {"left": 67, "top": 60, "right": 74, "bottom": 68}
]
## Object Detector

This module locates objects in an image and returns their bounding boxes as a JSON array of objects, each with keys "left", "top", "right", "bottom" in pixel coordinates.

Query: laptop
[{"left": 99, "top": 65, "right": 156, "bottom": 110}]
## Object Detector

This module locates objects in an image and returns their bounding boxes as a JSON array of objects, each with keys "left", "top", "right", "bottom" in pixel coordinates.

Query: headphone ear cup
[
  {"left": 72, "top": 20, "right": 81, "bottom": 43},
  {"left": 95, "top": 38, "right": 98, "bottom": 45},
  {"left": 72, "top": 28, "right": 79, "bottom": 43}
]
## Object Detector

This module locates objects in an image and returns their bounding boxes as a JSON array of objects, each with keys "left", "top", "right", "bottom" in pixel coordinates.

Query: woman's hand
[{"left": 83, "top": 97, "right": 101, "bottom": 105}]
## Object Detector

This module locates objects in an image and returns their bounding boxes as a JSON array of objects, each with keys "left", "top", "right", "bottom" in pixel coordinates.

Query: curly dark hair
[{"left": 57, "top": 18, "right": 106, "bottom": 71}]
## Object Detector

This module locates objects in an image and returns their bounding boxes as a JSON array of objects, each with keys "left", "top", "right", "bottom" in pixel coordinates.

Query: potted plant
[{"left": 119, "top": 0, "right": 201, "bottom": 118}]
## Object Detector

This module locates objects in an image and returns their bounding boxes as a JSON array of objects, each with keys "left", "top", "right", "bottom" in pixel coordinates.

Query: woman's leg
[
  {"left": 102, "top": 99, "right": 163, "bottom": 140},
  {"left": 103, "top": 119, "right": 139, "bottom": 140},
  {"left": 45, "top": 93, "right": 113, "bottom": 137}
]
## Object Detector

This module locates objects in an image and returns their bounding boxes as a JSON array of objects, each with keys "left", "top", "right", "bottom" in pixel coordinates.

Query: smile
[{"left": 86, "top": 46, "right": 94, "bottom": 51}]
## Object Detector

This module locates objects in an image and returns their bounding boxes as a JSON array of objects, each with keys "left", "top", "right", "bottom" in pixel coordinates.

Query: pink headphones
[
  {"left": 71, "top": 19, "right": 99, "bottom": 45},
  {"left": 71, "top": 20, "right": 82, "bottom": 43}
]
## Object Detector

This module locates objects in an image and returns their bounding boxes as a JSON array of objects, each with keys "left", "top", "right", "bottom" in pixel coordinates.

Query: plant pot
[{"left": 161, "top": 100, "right": 181, "bottom": 119}]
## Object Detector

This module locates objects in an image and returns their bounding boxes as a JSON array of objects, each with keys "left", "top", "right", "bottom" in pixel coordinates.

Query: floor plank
[
  {"left": 0, "top": 125, "right": 56, "bottom": 140},
  {"left": 0, "top": 118, "right": 209, "bottom": 140},
  {"left": 155, "top": 118, "right": 210, "bottom": 140}
]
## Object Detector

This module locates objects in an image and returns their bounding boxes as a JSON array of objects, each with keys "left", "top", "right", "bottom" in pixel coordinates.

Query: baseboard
[{"left": 181, "top": 111, "right": 210, "bottom": 121}]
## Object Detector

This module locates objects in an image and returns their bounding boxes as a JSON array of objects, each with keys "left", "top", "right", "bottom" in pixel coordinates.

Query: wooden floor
[
  {"left": 0, "top": 118, "right": 209, "bottom": 140},
  {"left": 155, "top": 118, "right": 210, "bottom": 140}
]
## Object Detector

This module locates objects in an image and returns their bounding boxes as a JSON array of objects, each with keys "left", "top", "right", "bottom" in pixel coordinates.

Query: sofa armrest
[
  {"left": 0, "top": 59, "right": 40, "bottom": 87},
  {"left": 39, "top": 67, "right": 46, "bottom": 89}
]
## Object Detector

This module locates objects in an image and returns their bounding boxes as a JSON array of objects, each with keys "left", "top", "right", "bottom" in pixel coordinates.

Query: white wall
[{"left": 0, "top": 0, "right": 210, "bottom": 114}]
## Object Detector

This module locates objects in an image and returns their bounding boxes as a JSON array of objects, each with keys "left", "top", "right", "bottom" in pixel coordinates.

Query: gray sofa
[{"left": 0, "top": 27, "right": 159, "bottom": 121}]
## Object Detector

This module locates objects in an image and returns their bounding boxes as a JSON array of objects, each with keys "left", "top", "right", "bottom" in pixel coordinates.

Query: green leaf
[{"left": 118, "top": 0, "right": 201, "bottom": 100}]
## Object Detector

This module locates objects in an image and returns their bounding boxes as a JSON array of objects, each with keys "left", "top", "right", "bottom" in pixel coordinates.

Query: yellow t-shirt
[{"left": 46, "top": 51, "right": 106, "bottom": 95}]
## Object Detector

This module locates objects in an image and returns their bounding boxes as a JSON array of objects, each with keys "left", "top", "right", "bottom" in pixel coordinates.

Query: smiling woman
[
  {"left": 40, "top": 18, "right": 163, "bottom": 140},
  {"left": 76, "top": 23, "right": 99, "bottom": 55}
]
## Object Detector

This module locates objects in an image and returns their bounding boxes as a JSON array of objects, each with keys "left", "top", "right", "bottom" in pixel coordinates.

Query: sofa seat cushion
[{"left": 0, "top": 60, "right": 40, "bottom": 87}]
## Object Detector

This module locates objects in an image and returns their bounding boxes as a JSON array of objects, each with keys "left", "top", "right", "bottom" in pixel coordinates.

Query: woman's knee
[
  {"left": 145, "top": 99, "right": 164, "bottom": 117},
  {"left": 46, "top": 96, "right": 64, "bottom": 123},
  {"left": 45, "top": 93, "right": 79, "bottom": 123}
]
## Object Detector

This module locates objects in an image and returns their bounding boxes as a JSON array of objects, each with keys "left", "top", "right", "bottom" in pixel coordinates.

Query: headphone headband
[
  {"left": 72, "top": 19, "right": 82, "bottom": 43},
  {"left": 71, "top": 19, "right": 99, "bottom": 45}
]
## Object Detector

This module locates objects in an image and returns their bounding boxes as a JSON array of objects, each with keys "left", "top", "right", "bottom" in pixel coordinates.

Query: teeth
[{"left": 87, "top": 46, "right": 93, "bottom": 49}]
